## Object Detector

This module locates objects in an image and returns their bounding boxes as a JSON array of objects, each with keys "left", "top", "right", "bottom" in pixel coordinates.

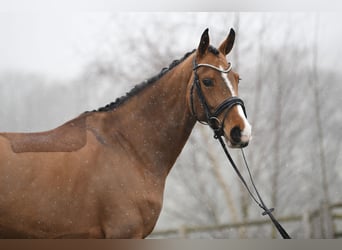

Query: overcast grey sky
[
  {"left": 0, "top": 12, "right": 341, "bottom": 80},
  {"left": 0, "top": 12, "right": 111, "bottom": 80}
]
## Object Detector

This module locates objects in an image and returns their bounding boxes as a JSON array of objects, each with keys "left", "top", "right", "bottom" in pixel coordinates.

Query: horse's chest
[{"left": 129, "top": 189, "right": 163, "bottom": 237}]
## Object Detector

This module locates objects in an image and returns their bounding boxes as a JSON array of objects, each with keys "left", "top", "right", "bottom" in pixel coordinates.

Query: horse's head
[{"left": 188, "top": 28, "right": 252, "bottom": 148}]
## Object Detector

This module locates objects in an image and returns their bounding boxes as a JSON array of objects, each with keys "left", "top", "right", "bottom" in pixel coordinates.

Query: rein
[{"left": 191, "top": 57, "right": 291, "bottom": 239}]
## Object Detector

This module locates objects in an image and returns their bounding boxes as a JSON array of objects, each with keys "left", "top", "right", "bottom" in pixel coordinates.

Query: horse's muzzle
[{"left": 226, "top": 125, "right": 251, "bottom": 148}]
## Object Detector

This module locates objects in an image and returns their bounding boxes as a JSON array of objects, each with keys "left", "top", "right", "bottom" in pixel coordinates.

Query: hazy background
[
  {"left": 1, "top": 13, "right": 341, "bottom": 79},
  {"left": 0, "top": 12, "right": 341, "bottom": 238}
]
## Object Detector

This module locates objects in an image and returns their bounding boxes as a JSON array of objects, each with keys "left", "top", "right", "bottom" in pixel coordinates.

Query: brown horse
[{"left": 0, "top": 28, "right": 251, "bottom": 238}]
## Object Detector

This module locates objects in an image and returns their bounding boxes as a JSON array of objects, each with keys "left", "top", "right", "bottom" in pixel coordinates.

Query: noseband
[{"left": 190, "top": 56, "right": 247, "bottom": 138}]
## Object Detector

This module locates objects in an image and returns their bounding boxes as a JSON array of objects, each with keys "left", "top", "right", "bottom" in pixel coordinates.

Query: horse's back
[{"left": 0, "top": 117, "right": 87, "bottom": 153}]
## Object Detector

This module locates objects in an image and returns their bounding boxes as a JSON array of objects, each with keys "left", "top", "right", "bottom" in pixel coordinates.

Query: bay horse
[{"left": 0, "top": 28, "right": 251, "bottom": 238}]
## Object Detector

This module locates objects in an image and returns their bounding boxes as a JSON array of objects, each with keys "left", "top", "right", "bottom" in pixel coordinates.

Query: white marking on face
[
  {"left": 238, "top": 106, "right": 252, "bottom": 143},
  {"left": 220, "top": 65, "right": 252, "bottom": 143},
  {"left": 220, "top": 66, "right": 236, "bottom": 96}
]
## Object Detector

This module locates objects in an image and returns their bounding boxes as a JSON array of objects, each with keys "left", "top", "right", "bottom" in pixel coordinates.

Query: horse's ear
[
  {"left": 219, "top": 28, "right": 235, "bottom": 55},
  {"left": 197, "top": 28, "right": 210, "bottom": 59}
]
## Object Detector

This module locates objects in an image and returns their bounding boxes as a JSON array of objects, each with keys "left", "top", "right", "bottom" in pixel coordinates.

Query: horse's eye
[{"left": 202, "top": 78, "right": 214, "bottom": 87}]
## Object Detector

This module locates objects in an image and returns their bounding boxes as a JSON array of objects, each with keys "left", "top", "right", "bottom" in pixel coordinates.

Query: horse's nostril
[{"left": 230, "top": 126, "right": 241, "bottom": 143}]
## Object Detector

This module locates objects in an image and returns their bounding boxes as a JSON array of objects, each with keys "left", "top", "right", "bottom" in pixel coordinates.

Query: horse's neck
[{"left": 103, "top": 55, "right": 196, "bottom": 177}]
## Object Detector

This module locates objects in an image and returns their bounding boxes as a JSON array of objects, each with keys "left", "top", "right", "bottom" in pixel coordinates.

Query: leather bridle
[{"left": 190, "top": 56, "right": 247, "bottom": 138}]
